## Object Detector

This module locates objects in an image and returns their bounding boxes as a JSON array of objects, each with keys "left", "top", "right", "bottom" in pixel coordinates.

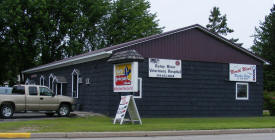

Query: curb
[
  {"left": 0, "top": 133, "right": 31, "bottom": 138},
  {"left": 1, "top": 129, "right": 275, "bottom": 138}
]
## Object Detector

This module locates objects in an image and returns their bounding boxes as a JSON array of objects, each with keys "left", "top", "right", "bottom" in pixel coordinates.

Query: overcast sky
[{"left": 149, "top": 0, "right": 274, "bottom": 49}]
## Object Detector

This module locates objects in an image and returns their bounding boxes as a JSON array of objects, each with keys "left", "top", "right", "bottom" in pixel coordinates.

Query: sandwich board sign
[{"left": 113, "top": 95, "right": 142, "bottom": 125}]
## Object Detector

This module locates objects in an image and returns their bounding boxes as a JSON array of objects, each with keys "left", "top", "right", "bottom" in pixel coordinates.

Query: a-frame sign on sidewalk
[{"left": 113, "top": 95, "right": 142, "bottom": 125}]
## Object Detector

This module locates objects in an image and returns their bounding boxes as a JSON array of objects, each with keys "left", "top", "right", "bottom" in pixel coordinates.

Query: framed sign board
[
  {"left": 149, "top": 58, "right": 182, "bottom": 78},
  {"left": 229, "top": 63, "right": 256, "bottom": 82},
  {"left": 113, "top": 62, "right": 138, "bottom": 92}
]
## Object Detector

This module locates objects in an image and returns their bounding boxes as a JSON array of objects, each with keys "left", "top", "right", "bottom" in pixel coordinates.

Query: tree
[
  {"left": 0, "top": 0, "right": 163, "bottom": 85},
  {"left": 206, "top": 7, "right": 241, "bottom": 45},
  {"left": 0, "top": 0, "right": 109, "bottom": 84},
  {"left": 103, "top": 0, "right": 163, "bottom": 46},
  {"left": 251, "top": 5, "right": 275, "bottom": 91}
]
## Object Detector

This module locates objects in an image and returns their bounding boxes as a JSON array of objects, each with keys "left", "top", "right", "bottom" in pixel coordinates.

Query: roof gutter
[{"left": 22, "top": 51, "right": 113, "bottom": 74}]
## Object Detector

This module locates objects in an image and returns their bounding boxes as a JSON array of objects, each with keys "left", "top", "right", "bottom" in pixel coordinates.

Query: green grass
[{"left": 1, "top": 116, "right": 275, "bottom": 133}]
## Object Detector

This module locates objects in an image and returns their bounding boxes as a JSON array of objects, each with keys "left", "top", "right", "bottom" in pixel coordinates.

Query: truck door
[
  {"left": 26, "top": 86, "right": 40, "bottom": 111},
  {"left": 39, "top": 87, "right": 59, "bottom": 111}
]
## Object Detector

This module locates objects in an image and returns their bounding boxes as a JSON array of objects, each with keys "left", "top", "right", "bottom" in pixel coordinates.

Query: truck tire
[
  {"left": 57, "top": 104, "right": 70, "bottom": 117},
  {"left": 0, "top": 104, "right": 14, "bottom": 119}
]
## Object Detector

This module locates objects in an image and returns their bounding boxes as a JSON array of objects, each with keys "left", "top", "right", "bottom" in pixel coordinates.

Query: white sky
[{"left": 149, "top": 0, "right": 274, "bottom": 49}]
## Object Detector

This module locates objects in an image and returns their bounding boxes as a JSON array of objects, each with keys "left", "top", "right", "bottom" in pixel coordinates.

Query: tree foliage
[
  {"left": 103, "top": 0, "right": 163, "bottom": 46},
  {"left": 252, "top": 5, "right": 275, "bottom": 91},
  {"left": 206, "top": 7, "right": 241, "bottom": 45},
  {"left": 0, "top": 0, "right": 162, "bottom": 85}
]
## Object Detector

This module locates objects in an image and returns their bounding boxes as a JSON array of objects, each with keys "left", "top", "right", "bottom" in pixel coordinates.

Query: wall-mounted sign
[
  {"left": 113, "top": 62, "right": 138, "bottom": 92},
  {"left": 149, "top": 58, "right": 182, "bottom": 78},
  {"left": 229, "top": 63, "right": 256, "bottom": 82}
]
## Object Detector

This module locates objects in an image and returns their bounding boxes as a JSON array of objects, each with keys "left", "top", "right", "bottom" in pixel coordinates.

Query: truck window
[
  {"left": 12, "top": 86, "right": 25, "bottom": 95},
  {"left": 40, "top": 87, "right": 53, "bottom": 96},
  {"left": 29, "top": 86, "right": 38, "bottom": 96}
]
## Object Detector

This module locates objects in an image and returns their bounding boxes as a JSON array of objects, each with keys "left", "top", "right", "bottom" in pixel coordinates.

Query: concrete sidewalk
[{"left": 1, "top": 128, "right": 274, "bottom": 138}]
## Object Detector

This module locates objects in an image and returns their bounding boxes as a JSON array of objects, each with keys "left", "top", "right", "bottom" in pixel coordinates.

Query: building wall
[
  {"left": 25, "top": 28, "right": 264, "bottom": 117},
  {"left": 29, "top": 59, "right": 114, "bottom": 115},
  {"left": 117, "top": 28, "right": 262, "bottom": 65},
  {"left": 108, "top": 59, "right": 263, "bottom": 117},
  {"left": 27, "top": 59, "right": 263, "bottom": 117}
]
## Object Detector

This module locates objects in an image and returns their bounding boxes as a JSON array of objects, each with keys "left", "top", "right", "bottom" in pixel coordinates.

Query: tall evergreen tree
[
  {"left": 103, "top": 0, "right": 163, "bottom": 46},
  {"left": 206, "top": 7, "right": 241, "bottom": 45},
  {"left": 252, "top": 5, "right": 275, "bottom": 91}
]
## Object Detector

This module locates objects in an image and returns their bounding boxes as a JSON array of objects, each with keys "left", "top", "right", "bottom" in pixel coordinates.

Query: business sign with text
[
  {"left": 149, "top": 58, "right": 182, "bottom": 78},
  {"left": 229, "top": 63, "right": 256, "bottom": 82},
  {"left": 113, "top": 62, "right": 138, "bottom": 92}
]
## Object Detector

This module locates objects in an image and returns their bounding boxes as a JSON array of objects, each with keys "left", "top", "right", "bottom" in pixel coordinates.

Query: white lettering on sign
[
  {"left": 229, "top": 63, "right": 256, "bottom": 82},
  {"left": 149, "top": 58, "right": 182, "bottom": 78}
]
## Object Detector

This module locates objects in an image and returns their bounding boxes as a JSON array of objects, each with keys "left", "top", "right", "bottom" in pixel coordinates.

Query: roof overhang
[{"left": 23, "top": 51, "right": 112, "bottom": 74}]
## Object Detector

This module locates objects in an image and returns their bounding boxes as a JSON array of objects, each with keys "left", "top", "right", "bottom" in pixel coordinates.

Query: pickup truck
[{"left": 0, "top": 85, "right": 75, "bottom": 119}]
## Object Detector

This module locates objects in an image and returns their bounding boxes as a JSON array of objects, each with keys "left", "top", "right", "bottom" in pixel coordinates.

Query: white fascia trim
[{"left": 23, "top": 51, "right": 112, "bottom": 73}]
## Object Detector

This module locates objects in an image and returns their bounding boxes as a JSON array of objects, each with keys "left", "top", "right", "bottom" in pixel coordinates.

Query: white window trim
[
  {"left": 40, "top": 75, "right": 45, "bottom": 86},
  {"left": 25, "top": 78, "right": 30, "bottom": 85},
  {"left": 236, "top": 82, "right": 249, "bottom": 100},
  {"left": 72, "top": 69, "right": 79, "bottom": 98},
  {"left": 49, "top": 74, "right": 55, "bottom": 90},
  {"left": 134, "top": 77, "right": 142, "bottom": 99}
]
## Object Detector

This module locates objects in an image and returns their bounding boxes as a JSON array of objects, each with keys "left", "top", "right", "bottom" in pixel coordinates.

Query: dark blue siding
[
  {"left": 28, "top": 59, "right": 263, "bottom": 117},
  {"left": 101, "top": 60, "right": 263, "bottom": 117}
]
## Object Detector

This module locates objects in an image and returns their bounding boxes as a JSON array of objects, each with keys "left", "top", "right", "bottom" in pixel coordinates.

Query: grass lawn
[{"left": 0, "top": 116, "right": 275, "bottom": 133}]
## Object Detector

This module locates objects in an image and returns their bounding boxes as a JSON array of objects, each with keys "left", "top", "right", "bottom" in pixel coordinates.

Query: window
[
  {"left": 12, "top": 86, "right": 25, "bottom": 95},
  {"left": 134, "top": 78, "right": 142, "bottom": 99},
  {"left": 40, "top": 75, "right": 45, "bottom": 86},
  {"left": 236, "top": 83, "right": 249, "bottom": 100},
  {"left": 40, "top": 87, "right": 54, "bottom": 96},
  {"left": 85, "top": 78, "right": 90, "bottom": 84},
  {"left": 29, "top": 86, "right": 38, "bottom": 96},
  {"left": 56, "top": 83, "right": 62, "bottom": 95},
  {"left": 72, "top": 69, "right": 79, "bottom": 98},
  {"left": 49, "top": 74, "right": 54, "bottom": 90}
]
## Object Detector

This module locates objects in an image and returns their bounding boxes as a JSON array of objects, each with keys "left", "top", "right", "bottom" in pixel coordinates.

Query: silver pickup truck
[{"left": 0, "top": 85, "right": 75, "bottom": 119}]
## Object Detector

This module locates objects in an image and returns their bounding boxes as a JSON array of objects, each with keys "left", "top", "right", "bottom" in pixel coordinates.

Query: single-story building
[{"left": 23, "top": 24, "right": 266, "bottom": 117}]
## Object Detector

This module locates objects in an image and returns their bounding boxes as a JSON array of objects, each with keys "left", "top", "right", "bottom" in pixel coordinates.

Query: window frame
[
  {"left": 25, "top": 78, "right": 30, "bottom": 85},
  {"left": 49, "top": 74, "right": 55, "bottom": 90},
  {"left": 72, "top": 69, "right": 79, "bottom": 98},
  {"left": 235, "top": 82, "right": 249, "bottom": 100},
  {"left": 40, "top": 75, "right": 45, "bottom": 86},
  {"left": 134, "top": 77, "right": 142, "bottom": 99}
]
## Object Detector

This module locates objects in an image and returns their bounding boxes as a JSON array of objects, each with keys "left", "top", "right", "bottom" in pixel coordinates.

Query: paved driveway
[
  {"left": 0, "top": 111, "right": 98, "bottom": 122},
  {"left": 0, "top": 112, "right": 59, "bottom": 122}
]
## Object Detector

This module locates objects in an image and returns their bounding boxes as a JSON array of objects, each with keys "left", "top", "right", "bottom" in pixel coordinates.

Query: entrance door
[{"left": 39, "top": 87, "right": 59, "bottom": 111}]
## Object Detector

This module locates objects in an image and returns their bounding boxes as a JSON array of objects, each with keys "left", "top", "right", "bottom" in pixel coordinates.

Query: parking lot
[{"left": 0, "top": 111, "right": 97, "bottom": 122}]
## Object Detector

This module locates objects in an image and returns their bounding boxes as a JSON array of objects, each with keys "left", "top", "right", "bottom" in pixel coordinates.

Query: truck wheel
[
  {"left": 57, "top": 104, "right": 70, "bottom": 117},
  {"left": 0, "top": 104, "right": 14, "bottom": 119}
]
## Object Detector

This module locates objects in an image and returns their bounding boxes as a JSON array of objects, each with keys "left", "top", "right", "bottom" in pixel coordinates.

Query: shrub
[{"left": 264, "top": 91, "right": 275, "bottom": 116}]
